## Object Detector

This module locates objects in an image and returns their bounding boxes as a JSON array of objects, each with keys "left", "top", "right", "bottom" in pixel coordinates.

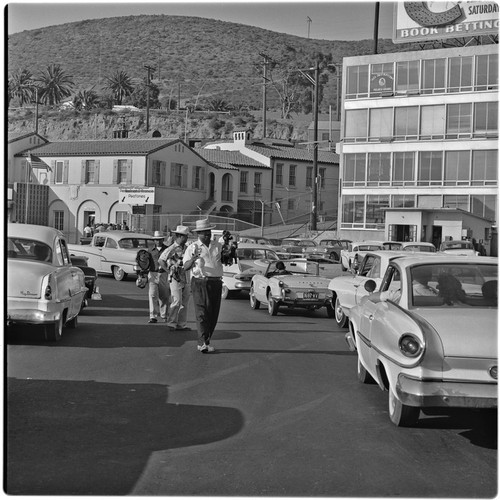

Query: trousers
[
  {"left": 167, "top": 280, "right": 191, "bottom": 328},
  {"left": 148, "top": 271, "right": 170, "bottom": 319},
  {"left": 191, "top": 277, "right": 222, "bottom": 346}
]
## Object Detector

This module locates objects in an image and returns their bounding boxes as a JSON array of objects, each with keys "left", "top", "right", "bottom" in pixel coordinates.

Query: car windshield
[
  {"left": 8, "top": 237, "right": 53, "bottom": 262},
  {"left": 443, "top": 241, "right": 473, "bottom": 250},
  {"left": 358, "top": 245, "right": 382, "bottom": 251},
  {"left": 118, "top": 238, "right": 155, "bottom": 250},
  {"left": 410, "top": 263, "right": 497, "bottom": 308},
  {"left": 405, "top": 245, "right": 436, "bottom": 252}
]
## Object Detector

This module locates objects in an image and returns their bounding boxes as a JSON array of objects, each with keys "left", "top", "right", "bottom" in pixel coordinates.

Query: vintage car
[
  {"left": 279, "top": 238, "right": 317, "bottom": 255},
  {"left": 249, "top": 258, "right": 334, "bottom": 317},
  {"left": 401, "top": 242, "right": 437, "bottom": 253},
  {"left": 314, "top": 239, "right": 352, "bottom": 262},
  {"left": 439, "top": 240, "right": 479, "bottom": 256},
  {"left": 69, "top": 255, "right": 102, "bottom": 306},
  {"left": 222, "top": 244, "right": 279, "bottom": 299},
  {"left": 340, "top": 241, "right": 385, "bottom": 272},
  {"left": 328, "top": 251, "right": 408, "bottom": 328},
  {"left": 68, "top": 231, "right": 158, "bottom": 280},
  {"left": 237, "top": 235, "right": 273, "bottom": 246},
  {"left": 7, "top": 223, "right": 88, "bottom": 341},
  {"left": 346, "top": 255, "right": 498, "bottom": 427}
]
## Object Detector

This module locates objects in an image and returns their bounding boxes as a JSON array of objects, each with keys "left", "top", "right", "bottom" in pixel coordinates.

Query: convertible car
[
  {"left": 7, "top": 223, "right": 88, "bottom": 341},
  {"left": 249, "top": 259, "right": 334, "bottom": 317},
  {"left": 347, "top": 255, "right": 498, "bottom": 427}
]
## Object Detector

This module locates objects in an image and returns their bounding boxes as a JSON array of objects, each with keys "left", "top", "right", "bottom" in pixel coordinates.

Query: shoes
[
  {"left": 148, "top": 318, "right": 158, "bottom": 324},
  {"left": 197, "top": 343, "right": 215, "bottom": 353},
  {"left": 176, "top": 326, "right": 191, "bottom": 331}
]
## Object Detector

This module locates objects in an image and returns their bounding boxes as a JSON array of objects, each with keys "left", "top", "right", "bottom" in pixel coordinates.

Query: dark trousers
[{"left": 191, "top": 277, "right": 222, "bottom": 346}]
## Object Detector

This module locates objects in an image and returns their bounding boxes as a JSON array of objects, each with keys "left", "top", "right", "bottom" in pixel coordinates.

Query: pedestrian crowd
[{"left": 138, "top": 219, "right": 225, "bottom": 354}]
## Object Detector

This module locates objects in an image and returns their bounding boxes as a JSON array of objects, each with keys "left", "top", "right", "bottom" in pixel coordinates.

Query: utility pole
[
  {"left": 258, "top": 52, "right": 274, "bottom": 139},
  {"left": 373, "top": 2, "right": 380, "bottom": 54},
  {"left": 144, "top": 65, "right": 155, "bottom": 133},
  {"left": 307, "top": 16, "right": 312, "bottom": 38},
  {"left": 311, "top": 60, "right": 320, "bottom": 231}
]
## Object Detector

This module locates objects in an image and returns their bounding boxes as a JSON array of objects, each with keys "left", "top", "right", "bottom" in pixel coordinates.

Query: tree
[
  {"left": 73, "top": 89, "right": 99, "bottom": 111},
  {"left": 8, "top": 68, "right": 35, "bottom": 107},
  {"left": 206, "top": 98, "right": 229, "bottom": 112},
  {"left": 126, "top": 78, "right": 160, "bottom": 109},
  {"left": 104, "top": 70, "right": 134, "bottom": 105},
  {"left": 35, "top": 64, "right": 74, "bottom": 105}
]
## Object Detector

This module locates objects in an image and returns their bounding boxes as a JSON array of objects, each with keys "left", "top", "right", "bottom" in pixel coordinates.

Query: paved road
[{"left": 6, "top": 273, "right": 497, "bottom": 496}]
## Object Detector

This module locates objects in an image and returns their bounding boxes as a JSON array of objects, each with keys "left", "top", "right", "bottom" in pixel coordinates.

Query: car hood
[
  {"left": 274, "top": 275, "right": 331, "bottom": 289},
  {"left": 8, "top": 260, "right": 53, "bottom": 298},
  {"left": 413, "top": 308, "right": 497, "bottom": 357}
]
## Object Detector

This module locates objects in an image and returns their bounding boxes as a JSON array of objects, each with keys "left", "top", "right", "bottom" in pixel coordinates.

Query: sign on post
[{"left": 119, "top": 187, "right": 155, "bottom": 205}]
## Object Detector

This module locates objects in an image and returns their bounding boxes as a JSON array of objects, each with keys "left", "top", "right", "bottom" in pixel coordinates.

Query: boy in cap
[
  {"left": 159, "top": 225, "right": 192, "bottom": 331},
  {"left": 183, "top": 219, "right": 223, "bottom": 353},
  {"left": 147, "top": 231, "right": 170, "bottom": 323}
]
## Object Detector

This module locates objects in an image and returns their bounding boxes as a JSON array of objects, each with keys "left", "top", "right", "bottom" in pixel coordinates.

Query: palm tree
[
  {"left": 8, "top": 68, "right": 35, "bottom": 106},
  {"left": 35, "top": 64, "right": 74, "bottom": 105},
  {"left": 73, "top": 89, "right": 99, "bottom": 111},
  {"left": 104, "top": 70, "right": 134, "bottom": 105}
]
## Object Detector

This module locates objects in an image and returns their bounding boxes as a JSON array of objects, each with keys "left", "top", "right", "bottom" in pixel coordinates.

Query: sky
[{"left": 6, "top": 0, "right": 396, "bottom": 41}]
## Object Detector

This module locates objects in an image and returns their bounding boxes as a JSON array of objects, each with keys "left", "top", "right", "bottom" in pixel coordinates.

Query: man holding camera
[{"left": 159, "top": 225, "right": 191, "bottom": 331}]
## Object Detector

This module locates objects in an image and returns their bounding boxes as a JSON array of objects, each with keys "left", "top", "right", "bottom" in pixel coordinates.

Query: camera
[{"left": 221, "top": 230, "right": 238, "bottom": 266}]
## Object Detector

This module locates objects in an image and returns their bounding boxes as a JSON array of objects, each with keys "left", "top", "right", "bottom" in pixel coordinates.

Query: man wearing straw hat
[
  {"left": 183, "top": 219, "right": 223, "bottom": 353},
  {"left": 147, "top": 230, "right": 170, "bottom": 323},
  {"left": 159, "top": 225, "right": 192, "bottom": 331}
]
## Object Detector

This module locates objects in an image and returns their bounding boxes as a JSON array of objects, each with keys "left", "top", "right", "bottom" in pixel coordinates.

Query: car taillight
[
  {"left": 489, "top": 366, "right": 498, "bottom": 380},
  {"left": 44, "top": 284, "right": 53, "bottom": 300},
  {"left": 399, "top": 334, "right": 423, "bottom": 357}
]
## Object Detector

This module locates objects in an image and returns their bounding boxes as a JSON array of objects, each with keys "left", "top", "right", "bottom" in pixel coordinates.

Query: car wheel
[
  {"left": 113, "top": 266, "right": 127, "bottom": 281},
  {"left": 329, "top": 251, "right": 339, "bottom": 262},
  {"left": 267, "top": 293, "right": 279, "bottom": 316},
  {"left": 249, "top": 286, "right": 260, "bottom": 309},
  {"left": 326, "top": 302, "right": 335, "bottom": 318},
  {"left": 66, "top": 314, "right": 78, "bottom": 329},
  {"left": 44, "top": 316, "right": 63, "bottom": 342},
  {"left": 334, "top": 297, "right": 348, "bottom": 328},
  {"left": 388, "top": 384, "right": 420, "bottom": 427},
  {"left": 357, "top": 357, "right": 374, "bottom": 384}
]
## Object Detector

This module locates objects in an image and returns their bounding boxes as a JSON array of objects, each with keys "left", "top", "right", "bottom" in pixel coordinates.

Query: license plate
[{"left": 303, "top": 291, "right": 319, "bottom": 300}]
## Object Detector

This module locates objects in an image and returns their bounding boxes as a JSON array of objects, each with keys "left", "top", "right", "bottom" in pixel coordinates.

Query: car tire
[
  {"left": 267, "top": 293, "right": 279, "bottom": 316},
  {"left": 357, "top": 357, "right": 374, "bottom": 384},
  {"left": 66, "top": 314, "right": 78, "bottom": 329},
  {"left": 249, "top": 286, "right": 260, "bottom": 309},
  {"left": 329, "top": 251, "right": 339, "bottom": 262},
  {"left": 44, "top": 316, "right": 63, "bottom": 342},
  {"left": 388, "top": 384, "right": 419, "bottom": 427},
  {"left": 334, "top": 296, "right": 348, "bottom": 328},
  {"left": 112, "top": 266, "right": 127, "bottom": 281},
  {"left": 326, "top": 302, "right": 335, "bottom": 318}
]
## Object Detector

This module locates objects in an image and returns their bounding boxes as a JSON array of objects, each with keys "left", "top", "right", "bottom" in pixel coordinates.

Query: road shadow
[{"left": 5, "top": 378, "right": 244, "bottom": 495}]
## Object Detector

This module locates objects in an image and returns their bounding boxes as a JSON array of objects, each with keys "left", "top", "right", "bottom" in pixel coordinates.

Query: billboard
[{"left": 393, "top": 1, "right": 499, "bottom": 44}]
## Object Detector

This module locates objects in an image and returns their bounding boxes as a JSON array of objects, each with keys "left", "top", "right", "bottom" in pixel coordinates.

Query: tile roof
[
  {"left": 15, "top": 138, "right": 181, "bottom": 157},
  {"left": 196, "top": 148, "right": 269, "bottom": 169},
  {"left": 246, "top": 145, "right": 339, "bottom": 163}
]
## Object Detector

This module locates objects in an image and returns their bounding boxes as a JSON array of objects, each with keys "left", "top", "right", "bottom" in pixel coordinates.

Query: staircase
[{"left": 190, "top": 199, "right": 216, "bottom": 215}]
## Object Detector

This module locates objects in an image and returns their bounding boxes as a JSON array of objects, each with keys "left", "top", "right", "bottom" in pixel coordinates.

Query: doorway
[
  {"left": 388, "top": 224, "right": 416, "bottom": 242},
  {"left": 431, "top": 226, "right": 442, "bottom": 249}
]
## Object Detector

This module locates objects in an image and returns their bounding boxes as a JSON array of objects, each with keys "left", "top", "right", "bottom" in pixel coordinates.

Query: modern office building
[{"left": 337, "top": 43, "right": 498, "bottom": 254}]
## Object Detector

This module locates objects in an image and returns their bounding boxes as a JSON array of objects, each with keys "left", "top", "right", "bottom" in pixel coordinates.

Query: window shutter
[
  {"left": 126, "top": 160, "right": 132, "bottom": 185},
  {"left": 112, "top": 160, "right": 118, "bottom": 184},
  {"left": 169, "top": 163, "right": 175, "bottom": 186},
  {"left": 161, "top": 161, "right": 166, "bottom": 186},
  {"left": 182, "top": 165, "right": 188, "bottom": 188},
  {"left": 95, "top": 160, "right": 100, "bottom": 183},
  {"left": 51, "top": 161, "right": 56, "bottom": 184},
  {"left": 63, "top": 160, "right": 69, "bottom": 183},
  {"left": 192, "top": 167, "right": 196, "bottom": 189},
  {"left": 81, "top": 160, "right": 87, "bottom": 184},
  {"left": 201, "top": 167, "right": 205, "bottom": 190}
]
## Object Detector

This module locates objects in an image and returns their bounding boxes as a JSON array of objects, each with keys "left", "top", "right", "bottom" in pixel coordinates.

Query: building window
[
  {"left": 193, "top": 166, "right": 204, "bottom": 190},
  {"left": 115, "top": 211, "right": 128, "bottom": 226},
  {"left": 289, "top": 165, "right": 296, "bottom": 187},
  {"left": 366, "top": 195, "right": 389, "bottom": 228},
  {"left": 420, "top": 105, "right": 445, "bottom": 139},
  {"left": 443, "top": 195, "right": 469, "bottom": 211},
  {"left": 152, "top": 160, "right": 161, "bottom": 185},
  {"left": 471, "top": 195, "right": 496, "bottom": 221},
  {"left": 444, "top": 151, "right": 470, "bottom": 186},
  {"left": 346, "top": 64, "right": 369, "bottom": 99},
  {"left": 287, "top": 199, "right": 295, "bottom": 211},
  {"left": 370, "top": 62, "right": 394, "bottom": 97},
  {"left": 367, "top": 153, "right": 390, "bottom": 186},
  {"left": 472, "top": 150, "right": 498, "bottom": 185},
  {"left": 392, "top": 194, "right": 415, "bottom": 208},
  {"left": 448, "top": 56, "right": 473, "bottom": 92},
  {"left": 446, "top": 103, "right": 472, "bottom": 138},
  {"left": 394, "top": 106, "right": 419, "bottom": 139},
  {"left": 85, "top": 160, "right": 96, "bottom": 183},
  {"left": 393, "top": 152, "right": 415, "bottom": 186},
  {"left": 473, "top": 101, "right": 498, "bottom": 137},
  {"left": 343, "top": 153, "right": 366, "bottom": 186},
  {"left": 254, "top": 172, "right": 261, "bottom": 195},
  {"left": 395, "top": 60, "right": 419, "bottom": 93},
  {"left": 369, "top": 108, "right": 392, "bottom": 140},
  {"left": 475, "top": 53, "right": 498, "bottom": 91},
  {"left": 55, "top": 161, "right": 64, "bottom": 184},
  {"left": 276, "top": 163, "right": 283, "bottom": 185},
  {"left": 421, "top": 58, "right": 446, "bottom": 94},
  {"left": 306, "top": 166, "right": 313, "bottom": 188},
  {"left": 240, "top": 171, "right": 248, "bottom": 193},
  {"left": 344, "top": 109, "right": 367, "bottom": 141},
  {"left": 170, "top": 163, "right": 187, "bottom": 188},
  {"left": 342, "top": 195, "right": 364, "bottom": 225},
  {"left": 418, "top": 151, "right": 443, "bottom": 186},
  {"left": 54, "top": 210, "right": 64, "bottom": 231},
  {"left": 319, "top": 168, "right": 326, "bottom": 189},
  {"left": 117, "top": 159, "right": 128, "bottom": 184}
]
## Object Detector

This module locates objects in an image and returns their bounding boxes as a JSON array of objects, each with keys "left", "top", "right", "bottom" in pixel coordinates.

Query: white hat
[
  {"left": 192, "top": 219, "right": 216, "bottom": 232},
  {"left": 173, "top": 225, "right": 190, "bottom": 236},
  {"left": 152, "top": 230, "right": 164, "bottom": 239}
]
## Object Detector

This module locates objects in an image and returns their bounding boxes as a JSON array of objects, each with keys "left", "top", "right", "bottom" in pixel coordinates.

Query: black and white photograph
[{"left": 5, "top": 0, "right": 498, "bottom": 496}]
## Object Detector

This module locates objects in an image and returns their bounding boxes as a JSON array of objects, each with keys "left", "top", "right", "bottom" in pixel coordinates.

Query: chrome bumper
[
  {"left": 7, "top": 308, "right": 62, "bottom": 325},
  {"left": 396, "top": 374, "right": 498, "bottom": 409}
]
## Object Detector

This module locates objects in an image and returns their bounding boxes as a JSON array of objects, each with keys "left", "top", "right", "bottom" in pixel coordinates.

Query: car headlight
[{"left": 399, "top": 334, "right": 423, "bottom": 357}]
